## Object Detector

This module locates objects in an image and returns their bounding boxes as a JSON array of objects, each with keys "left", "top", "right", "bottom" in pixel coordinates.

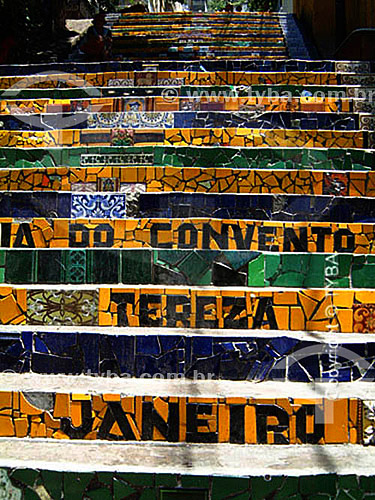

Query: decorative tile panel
[{"left": 71, "top": 194, "right": 126, "bottom": 219}]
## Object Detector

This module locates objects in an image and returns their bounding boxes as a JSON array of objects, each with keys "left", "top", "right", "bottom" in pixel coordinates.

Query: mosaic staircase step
[
  {"left": 0, "top": 285, "right": 371, "bottom": 332},
  {"left": 2, "top": 166, "right": 375, "bottom": 195},
  {"left": 2, "top": 111, "right": 373, "bottom": 132},
  {"left": 1, "top": 95, "right": 367, "bottom": 114},
  {"left": 0, "top": 390, "right": 366, "bottom": 445},
  {"left": 0, "top": 6, "right": 374, "bottom": 481},
  {"left": 1, "top": 329, "right": 375, "bottom": 381},
  {"left": 0, "top": 146, "right": 372, "bottom": 171},
  {"left": 2, "top": 192, "right": 375, "bottom": 220},
  {"left": 0, "top": 129, "right": 368, "bottom": 149},
  {"left": 7, "top": 470, "right": 375, "bottom": 499},
  {"left": 4, "top": 84, "right": 375, "bottom": 101},
  {"left": 0, "top": 71, "right": 370, "bottom": 88},
  {"left": 0, "top": 218, "right": 375, "bottom": 252},
  {"left": 0, "top": 59, "right": 370, "bottom": 75},
  {"left": 1, "top": 249, "right": 375, "bottom": 288}
]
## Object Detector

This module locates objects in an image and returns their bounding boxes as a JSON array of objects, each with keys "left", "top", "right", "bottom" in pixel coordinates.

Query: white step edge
[
  {"left": 1, "top": 374, "right": 375, "bottom": 399},
  {"left": 0, "top": 441, "right": 373, "bottom": 476}
]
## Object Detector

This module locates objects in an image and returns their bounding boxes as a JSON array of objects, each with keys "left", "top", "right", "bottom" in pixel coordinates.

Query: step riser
[
  {"left": 1, "top": 192, "right": 375, "bottom": 220},
  {"left": 0, "top": 391, "right": 365, "bottom": 445},
  {"left": 0, "top": 249, "right": 372, "bottom": 288},
  {"left": 1, "top": 331, "right": 375, "bottom": 382},
  {"left": 0, "top": 286, "right": 370, "bottom": 333}
]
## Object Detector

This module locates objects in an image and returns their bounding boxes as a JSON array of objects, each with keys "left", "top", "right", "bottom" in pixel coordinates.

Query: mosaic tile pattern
[
  {"left": 1, "top": 111, "right": 368, "bottom": 132},
  {"left": 0, "top": 71, "right": 347, "bottom": 90},
  {"left": 2, "top": 468, "right": 375, "bottom": 500},
  {"left": 0, "top": 392, "right": 360, "bottom": 444},
  {"left": 71, "top": 194, "right": 126, "bottom": 219},
  {"left": 0, "top": 95, "right": 358, "bottom": 114},
  {"left": 2, "top": 470, "right": 375, "bottom": 500},
  {"left": 0, "top": 218, "right": 374, "bottom": 253},
  {"left": 0, "top": 285, "right": 371, "bottom": 332},
  {"left": 0, "top": 250, "right": 373, "bottom": 288},
  {"left": 3, "top": 84, "right": 372, "bottom": 100},
  {"left": 2, "top": 167, "right": 375, "bottom": 196},
  {"left": 1, "top": 331, "right": 375, "bottom": 382},
  {"left": 0, "top": 128, "right": 367, "bottom": 149},
  {"left": 0, "top": 58, "right": 366, "bottom": 75},
  {"left": 2, "top": 192, "right": 375, "bottom": 220},
  {"left": 0, "top": 146, "right": 373, "bottom": 171}
]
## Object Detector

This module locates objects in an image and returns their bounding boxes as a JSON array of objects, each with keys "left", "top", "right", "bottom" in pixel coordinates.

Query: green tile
[
  {"left": 97, "top": 473, "right": 113, "bottom": 485},
  {"left": 212, "top": 478, "right": 249, "bottom": 499},
  {"left": 352, "top": 261, "right": 375, "bottom": 288},
  {"left": 63, "top": 472, "right": 92, "bottom": 498},
  {"left": 91, "top": 250, "right": 120, "bottom": 284},
  {"left": 36, "top": 250, "right": 63, "bottom": 284},
  {"left": 161, "top": 489, "right": 208, "bottom": 500},
  {"left": 5, "top": 251, "right": 35, "bottom": 284},
  {"left": 300, "top": 475, "right": 336, "bottom": 496},
  {"left": 155, "top": 474, "right": 178, "bottom": 488},
  {"left": 181, "top": 476, "right": 209, "bottom": 488},
  {"left": 122, "top": 250, "right": 152, "bottom": 284},
  {"left": 251, "top": 478, "right": 283, "bottom": 500},
  {"left": 113, "top": 478, "right": 136, "bottom": 498},
  {"left": 10, "top": 469, "right": 39, "bottom": 487},
  {"left": 178, "top": 252, "right": 210, "bottom": 282},
  {"left": 248, "top": 254, "right": 265, "bottom": 286},
  {"left": 139, "top": 489, "right": 157, "bottom": 500},
  {"left": 87, "top": 488, "right": 112, "bottom": 500},
  {"left": 23, "top": 488, "right": 40, "bottom": 500},
  {"left": 337, "top": 475, "right": 359, "bottom": 490},
  {"left": 360, "top": 476, "right": 375, "bottom": 492},
  {"left": 274, "top": 478, "right": 299, "bottom": 499},
  {"left": 117, "top": 473, "right": 154, "bottom": 486},
  {"left": 41, "top": 470, "right": 63, "bottom": 500}
]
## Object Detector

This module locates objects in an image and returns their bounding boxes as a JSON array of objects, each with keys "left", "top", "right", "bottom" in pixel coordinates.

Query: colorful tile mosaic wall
[
  {"left": 2, "top": 166, "right": 375, "bottom": 196},
  {"left": 0, "top": 249, "right": 373, "bottom": 288},
  {"left": 0, "top": 146, "right": 373, "bottom": 170},
  {"left": 0, "top": 285, "right": 371, "bottom": 331},
  {"left": 1, "top": 5, "right": 375, "bottom": 489},
  {"left": 3, "top": 111, "right": 371, "bottom": 132},
  {"left": 2, "top": 192, "right": 375, "bottom": 220},
  {"left": 0, "top": 59, "right": 367, "bottom": 75},
  {"left": 0, "top": 218, "right": 374, "bottom": 253},
  {"left": 0, "top": 96, "right": 357, "bottom": 114},
  {"left": 2, "top": 470, "right": 375, "bottom": 500},
  {"left": 1, "top": 331, "right": 375, "bottom": 382},
  {"left": 0, "top": 128, "right": 368, "bottom": 149},
  {"left": 0, "top": 71, "right": 349, "bottom": 89},
  {"left": 0, "top": 392, "right": 361, "bottom": 444},
  {"left": 4, "top": 84, "right": 375, "bottom": 101}
]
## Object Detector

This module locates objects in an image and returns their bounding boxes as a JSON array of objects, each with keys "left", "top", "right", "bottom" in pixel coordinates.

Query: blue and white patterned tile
[
  {"left": 71, "top": 194, "right": 126, "bottom": 218},
  {"left": 87, "top": 112, "right": 174, "bottom": 129}
]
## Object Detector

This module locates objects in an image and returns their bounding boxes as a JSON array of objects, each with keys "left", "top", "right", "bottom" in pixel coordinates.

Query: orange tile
[
  {"left": 0, "top": 415, "right": 15, "bottom": 436},
  {"left": 54, "top": 393, "right": 70, "bottom": 418},
  {"left": 20, "top": 393, "right": 43, "bottom": 416}
]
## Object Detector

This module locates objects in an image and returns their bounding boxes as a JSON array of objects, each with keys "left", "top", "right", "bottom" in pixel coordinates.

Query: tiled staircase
[{"left": 1, "top": 9, "right": 375, "bottom": 500}]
